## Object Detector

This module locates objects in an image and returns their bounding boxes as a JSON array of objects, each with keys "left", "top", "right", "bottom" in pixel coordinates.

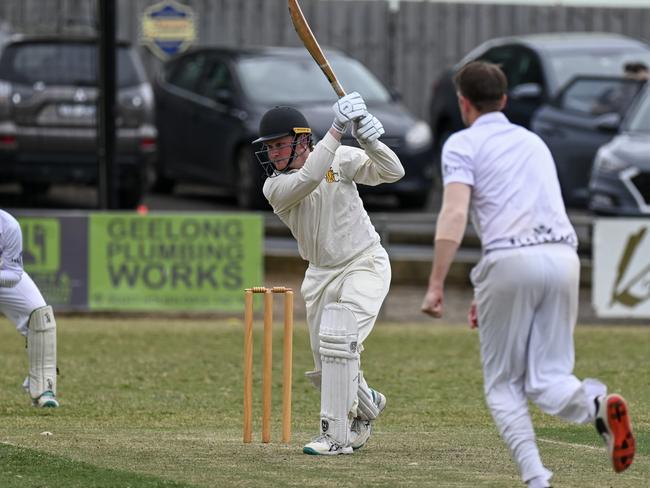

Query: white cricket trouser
[
  {"left": 0, "top": 273, "right": 47, "bottom": 336},
  {"left": 301, "top": 244, "right": 391, "bottom": 371},
  {"left": 471, "top": 243, "right": 606, "bottom": 486}
]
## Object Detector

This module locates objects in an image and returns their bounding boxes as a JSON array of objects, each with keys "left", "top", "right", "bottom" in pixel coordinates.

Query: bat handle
[{"left": 333, "top": 82, "right": 346, "bottom": 98}]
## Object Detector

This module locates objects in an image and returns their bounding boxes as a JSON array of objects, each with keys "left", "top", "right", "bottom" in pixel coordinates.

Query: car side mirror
[
  {"left": 509, "top": 83, "right": 542, "bottom": 101},
  {"left": 595, "top": 112, "right": 621, "bottom": 132}
]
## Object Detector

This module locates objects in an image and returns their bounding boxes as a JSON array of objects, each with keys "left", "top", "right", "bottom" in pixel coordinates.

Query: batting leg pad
[
  {"left": 357, "top": 371, "right": 382, "bottom": 420},
  {"left": 27, "top": 305, "right": 57, "bottom": 399},
  {"left": 319, "top": 303, "right": 360, "bottom": 445}
]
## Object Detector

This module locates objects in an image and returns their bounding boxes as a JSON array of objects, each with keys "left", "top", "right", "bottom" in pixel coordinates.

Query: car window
[
  {"left": 548, "top": 51, "right": 650, "bottom": 90},
  {"left": 624, "top": 85, "right": 650, "bottom": 133},
  {"left": 559, "top": 78, "right": 643, "bottom": 116},
  {"left": 197, "top": 59, "right": 233, "bottom": 99},
  {"left": 481, "top": 46, "right": 544, "bottom": 88},
  {"left": 167, "top": 53, "right": 207, "bottom": 92},
  {"left": 0, "top": 42, "right": 143, "bottom": 87},
  {"left": 235, "top": 55, "right": 390, "bottom": 104}
]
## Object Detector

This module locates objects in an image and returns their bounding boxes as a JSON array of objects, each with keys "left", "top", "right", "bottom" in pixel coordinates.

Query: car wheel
[
  {"left": 152, "top": 173, "right": 175, "bottom": 194},
  {"left": 235, "top": 146, "right": 267, "bottom": 209},
  {"left": 117, "top": 187, "right": 143, "bottom": 209},
  {"left": 117, "top": 173, "right": 145, "bottom": 209},
  {"left": 151, "top": 150, "right": 175, "bottom": 194}
]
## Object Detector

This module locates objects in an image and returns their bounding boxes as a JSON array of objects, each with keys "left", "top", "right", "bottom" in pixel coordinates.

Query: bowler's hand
[
  {"left": 421, "top": 285, "right": 444, "bottom": 318},
  {"left": 468, "top": 299, "right": 478, "bottom": 329}
]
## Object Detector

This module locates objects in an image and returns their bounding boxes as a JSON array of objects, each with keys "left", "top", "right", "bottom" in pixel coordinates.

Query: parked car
[
  {"left": 589, "top": 83, "right": 650, "bottom": 215},
  {"left": 531, "top": 76, "right": 646, "bottom": 207},
  {"left": 154, "top": 46, "right": 434, "bottom": 209},
  {"left": 428, "top": 32, "right": 650, "bottom": 179},
  {"left": 0, "top": 35, "right": 157, "bottom": 208}
]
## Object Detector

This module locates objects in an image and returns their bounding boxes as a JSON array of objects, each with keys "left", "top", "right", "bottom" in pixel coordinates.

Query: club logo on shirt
[{"left": 325, "top": 167, "right": 340, "bottom": 183}]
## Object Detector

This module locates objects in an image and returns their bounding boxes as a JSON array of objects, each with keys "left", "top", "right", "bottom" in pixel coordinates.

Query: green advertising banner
[{"left": 88, "top": 213, "right": 263, "bottom": 311}]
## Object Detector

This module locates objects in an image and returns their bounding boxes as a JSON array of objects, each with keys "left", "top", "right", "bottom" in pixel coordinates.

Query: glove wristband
[{"left": 332, "top": 119, "right": 348, "bottom": 134}]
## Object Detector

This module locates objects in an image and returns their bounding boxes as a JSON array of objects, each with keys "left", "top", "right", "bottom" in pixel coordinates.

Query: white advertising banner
[{"left": 593, "top": 218, "right": 650, "bottom": 318}]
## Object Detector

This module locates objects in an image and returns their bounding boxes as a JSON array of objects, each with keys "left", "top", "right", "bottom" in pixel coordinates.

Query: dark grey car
[
  {"left": 154, "top": 46, "right": 434, "bottom": 209},
  {"left": 531, "top": 76, "right": 645, "bottom": 207},
  {"left": 428, "top": 32, "right": 650, "bottom": 197},
  {"left": 0, "top": 36, "right": 157, "bottom": 208},
  {"left": 589, "top": 84, "right": 650, "bottom": 215}
]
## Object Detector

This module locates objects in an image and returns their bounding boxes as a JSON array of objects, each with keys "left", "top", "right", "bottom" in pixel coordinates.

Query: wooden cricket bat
[{"left": 288, "top": 0, "right": 346, "bottom": 98}]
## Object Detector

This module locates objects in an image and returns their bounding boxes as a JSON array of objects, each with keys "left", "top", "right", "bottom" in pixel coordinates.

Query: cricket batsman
[{"left": 252, "top": 92, "right": 404, "bottom": 454}]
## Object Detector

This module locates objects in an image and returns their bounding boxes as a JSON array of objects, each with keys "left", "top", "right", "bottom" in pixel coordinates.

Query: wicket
[{"left": 243, "top": 286, "right": 294, "bottom": 443}]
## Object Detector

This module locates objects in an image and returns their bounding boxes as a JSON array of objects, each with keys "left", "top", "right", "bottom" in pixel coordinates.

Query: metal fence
[{"left": 1, "top": 0, "right": 649, "bottom": 119}]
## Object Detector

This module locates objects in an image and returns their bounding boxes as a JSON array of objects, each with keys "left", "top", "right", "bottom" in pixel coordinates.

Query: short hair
[
  {"left": 453, "top": 61, "right": 508, "bottom": 112},
  {"left": 624, "top": 61, "right": 649, "bottom": 74}
]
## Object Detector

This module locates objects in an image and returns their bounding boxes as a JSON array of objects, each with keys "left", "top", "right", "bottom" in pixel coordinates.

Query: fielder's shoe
[
  {"left": 350, "top": 418, "right": 372, "bottom": 450},
  {"left": 595, "top": 394, "right": 635, "bottom": 473},
  {"left": 303, "top": 434, "right": 353, "bottom": 456},
  {"left": 33, "top": 391, "right": 59, "bottom": 408}
]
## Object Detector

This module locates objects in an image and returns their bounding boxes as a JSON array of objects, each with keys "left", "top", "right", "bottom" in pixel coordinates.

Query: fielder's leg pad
[
  {"left": 319, "top": 303, "right": 360, "bottom": 445},
  {"left": 27, "top": 305, "right": 57, "bottom": 399}
]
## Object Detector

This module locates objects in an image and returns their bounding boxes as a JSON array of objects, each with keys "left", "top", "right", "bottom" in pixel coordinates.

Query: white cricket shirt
[
  {"left": 0, "top": 209, "right": 25, "bottom": 287},
  {"left": 442, "top": 112, "right": 577, "bottom": 252},
  {"left": 264, "top": 132, "right": 404, "bottom": 267}
]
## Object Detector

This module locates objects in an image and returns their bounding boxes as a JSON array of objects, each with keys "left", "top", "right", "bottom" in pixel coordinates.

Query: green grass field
[{"left": 0, "top": 317, "right": 647, "bottom": 487}]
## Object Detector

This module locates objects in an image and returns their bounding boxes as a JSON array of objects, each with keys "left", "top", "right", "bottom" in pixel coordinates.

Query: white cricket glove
[
  {"left": 353, "top": 112, "right": 385, "bottom": 145},
  {"left": 332, "top": 91, "right": 367, "bottom": 134}
]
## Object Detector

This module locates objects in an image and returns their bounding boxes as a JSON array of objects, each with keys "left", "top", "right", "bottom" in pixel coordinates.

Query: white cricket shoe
[
  {"left": 303, "top": 434, "right": 353, "bottom": 456},
  {"left": 34, "top": 391, "right": 59, "bottom": 408},
  {"left": 350, "top": 418, "right": 372, "bottom": 450},
  {"left": 350, "top": 389, "right": 386, "bottom": 450}
]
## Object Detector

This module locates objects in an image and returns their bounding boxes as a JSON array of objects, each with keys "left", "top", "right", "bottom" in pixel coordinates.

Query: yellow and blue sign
[{"left": 141, "top": 0, "right": 196, "bottom": 60}]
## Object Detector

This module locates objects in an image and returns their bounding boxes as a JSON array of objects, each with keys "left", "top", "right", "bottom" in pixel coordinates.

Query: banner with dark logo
[{"left": 593, "top": 218, "right": 650, "bottom": 318}]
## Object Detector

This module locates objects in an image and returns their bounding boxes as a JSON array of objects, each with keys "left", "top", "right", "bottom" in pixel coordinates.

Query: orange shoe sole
[{"left": 605, "top": 394, "right": 635, "bottom": 473}]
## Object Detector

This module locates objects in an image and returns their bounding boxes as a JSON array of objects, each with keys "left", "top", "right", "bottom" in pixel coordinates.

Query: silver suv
[{"left": 0, "top": 36, "right": 156, "bottom": 208}]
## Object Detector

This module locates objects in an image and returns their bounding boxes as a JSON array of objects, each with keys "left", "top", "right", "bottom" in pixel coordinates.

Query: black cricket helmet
[{"left": 253, "top": 106, "right": 313, "bottom": 177}]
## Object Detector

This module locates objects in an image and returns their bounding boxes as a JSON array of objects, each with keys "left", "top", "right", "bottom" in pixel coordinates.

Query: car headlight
[
  {"left": 593, "top": 147, "right": 630, "bottom": 173},
  {"left": 405, "top": 121, "right": 432, "bottom": 151}
]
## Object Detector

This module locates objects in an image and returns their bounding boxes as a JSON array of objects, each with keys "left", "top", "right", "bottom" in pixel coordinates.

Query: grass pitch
[{"left": 0, "top": 317, "right": 647, "bottom": 487}]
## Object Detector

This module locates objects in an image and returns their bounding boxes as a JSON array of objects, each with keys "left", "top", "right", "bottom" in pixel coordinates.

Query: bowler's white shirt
[
  {"left": 442, "top": 112, "right": 577, "bottom": 252},
  {"left": 264, "top": 132, "right": 404, "bottom": 267}
]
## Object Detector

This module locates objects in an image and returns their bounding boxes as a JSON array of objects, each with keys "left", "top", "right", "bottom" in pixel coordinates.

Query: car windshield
[
  {"left": 236, "top": 54, "right": 391, "bottom": 104},
  {"left": 623, "top": 85, "right": 650, "bottom": 133},
  {"left": 548, "top": 50, "right": 650, "bottom": 90},
  {"left": 0, "top": 42, "right": 144, "bottom": 87}
]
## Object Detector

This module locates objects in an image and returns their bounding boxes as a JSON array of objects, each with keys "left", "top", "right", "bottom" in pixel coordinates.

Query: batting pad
[
  {"left": 319, "top": 303, "right": 360, "bottom": 445},
  {"left": 357, "top": 371, "right": 381, "bottom": 420},
  {"left": 27, "top": 305, "right": 57, "bottom": 399}
]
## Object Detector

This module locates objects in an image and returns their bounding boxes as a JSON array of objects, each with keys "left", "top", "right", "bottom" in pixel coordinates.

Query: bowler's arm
[{"left": 421, "top": 183, "right": 471, "bottom": 317}]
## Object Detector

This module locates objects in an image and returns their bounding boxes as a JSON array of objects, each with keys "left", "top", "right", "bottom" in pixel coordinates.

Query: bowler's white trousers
[
  {"left": 471, "top": 243, "right": 606, "bottom": 486},
  {"left": 0, "top": 273, "right": 47, "bottom": 335},
  {"left": 301, "top": 244, "right": 391, "bottom": 371}
]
